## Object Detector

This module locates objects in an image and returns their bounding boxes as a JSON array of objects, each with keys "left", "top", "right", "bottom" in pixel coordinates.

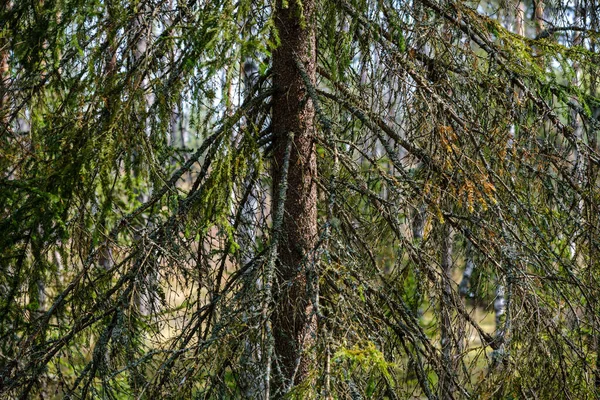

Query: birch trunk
[{"left": 458, "top": 236, "right": 474, "bottom": 298}]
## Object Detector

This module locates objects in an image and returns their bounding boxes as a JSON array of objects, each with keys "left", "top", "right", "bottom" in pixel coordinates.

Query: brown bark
[
  {"left": 534, "top": 0, "right": 544, "bottom": 36},
  {"left": 271, "top": 0, "right": 318, "bottom": 392}
]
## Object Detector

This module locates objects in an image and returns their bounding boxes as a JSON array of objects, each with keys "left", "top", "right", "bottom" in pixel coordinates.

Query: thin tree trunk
[
  {"left": 489, "top": 0, "right": 524, "bottom": 372},
  {"left": 238, "top": 58, "right": 266, "bottom": 399},
  {"left": 271, "top": 0, "right": 318, "bottom": 392},
  {"left": 515, "top": 1, "right": 525, "bottom": 37},
  {"left": 439, "top": 223, "right": 456, "bottom": 398},
  {"left": 587, "top": 16, "right": 600, "bottom": 387},
  {"left": 0, "top": 2, "right": 10, "bottom": 125},
  {"left": 458, "top": 236, "right": 474, "bottom": 298},
  {"left": 569, "top": 1, "right": 584, "bottom": 260},
  {"left": 131, "top": 6, "right": 159, "bottom": 317},
  {"left": 534, "top": 0, "right": 544, "bottom": 36}
]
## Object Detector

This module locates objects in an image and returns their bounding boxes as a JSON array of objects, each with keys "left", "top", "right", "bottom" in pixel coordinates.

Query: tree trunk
[
  {"left": 587, "top": 27, "right": 600, "bottom": 390},
  {"left": 271, "top": 0, "right": 318, "bottom": 392},
  {"left": 458, "top": 236, "right": 474, "bottom": 298},
  {"left": 534, "top": 0, "right": 544, "bottom": 36},
  {"left": 0, "top": 6, "right": 9, "bottom": 125},
  {"left": 515, "top": 1, "right": 525, "bottom": 37},
  {"left": 569, "top": 2, "right": 584, "bottom": 260},
  {"left": 439, "top": 224, "right": 456, "bottom": 398},
  {"left": 239, "top": 58, "right": 266, "bottom": 399},
  {"left": 129, "top": 6, "right": 160, "bottom": 317}
]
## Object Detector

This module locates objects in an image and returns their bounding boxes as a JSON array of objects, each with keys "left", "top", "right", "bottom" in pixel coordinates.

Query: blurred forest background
[{"left": 1, "top": 0, "right": 600, "bottom": 398}]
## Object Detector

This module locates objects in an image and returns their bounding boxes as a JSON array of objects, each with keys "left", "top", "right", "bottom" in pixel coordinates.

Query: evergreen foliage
[{"left": 1, "top": 0, "right": 599, "bottom": 398}]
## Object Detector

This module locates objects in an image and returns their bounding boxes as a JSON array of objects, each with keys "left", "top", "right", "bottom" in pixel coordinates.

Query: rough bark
[
  {"left": 271, "top": 0, "right": 318, "bottom": 392},
  {"left": 439, "top": 224, "right": 456, "bottom": 398}
]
